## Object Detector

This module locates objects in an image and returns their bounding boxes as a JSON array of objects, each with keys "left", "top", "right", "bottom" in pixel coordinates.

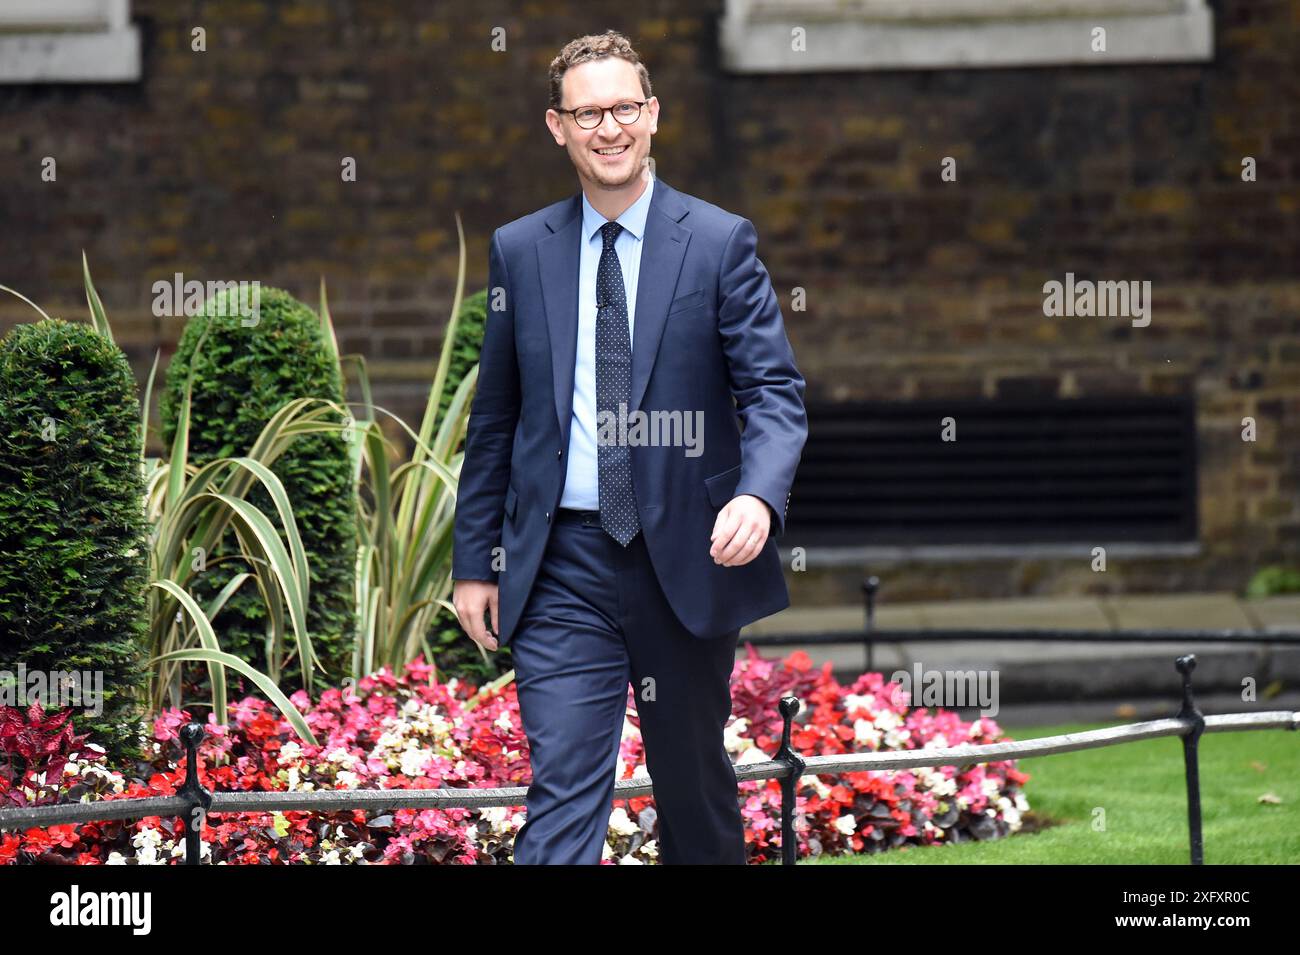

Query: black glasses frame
[{"left": 556, "top": 100, "right": 649, "bottom": 129}]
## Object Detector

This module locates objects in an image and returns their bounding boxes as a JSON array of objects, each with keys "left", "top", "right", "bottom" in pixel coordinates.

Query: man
[{"left": 452, "top": 30, "right": 807, "bottom": 865}]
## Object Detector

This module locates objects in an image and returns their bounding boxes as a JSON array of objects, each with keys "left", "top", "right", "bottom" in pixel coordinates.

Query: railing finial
[
  {"left": 774, "top": 695, "right": 806, "bottom": 866},
  {"left": 177, "top": 721, "right": 212, "bottom": 865}
]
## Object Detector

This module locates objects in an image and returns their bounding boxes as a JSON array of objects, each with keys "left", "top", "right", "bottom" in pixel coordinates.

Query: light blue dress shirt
[{"left": 559, "top": 176, "right": 655, "bottom": 509}]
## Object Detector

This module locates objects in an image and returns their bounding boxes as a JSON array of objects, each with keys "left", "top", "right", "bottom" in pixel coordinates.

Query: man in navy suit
[{"left": 452, "top": 30, "right": 807, "bottom": 865}]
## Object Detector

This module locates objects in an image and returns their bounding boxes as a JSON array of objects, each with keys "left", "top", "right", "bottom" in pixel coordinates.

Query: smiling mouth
[{"left": 593, "top": 144, "right": 630, "bottom": 157}]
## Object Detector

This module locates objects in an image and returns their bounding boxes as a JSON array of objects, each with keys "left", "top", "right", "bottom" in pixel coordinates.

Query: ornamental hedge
[
  {"left": 160, "top": 286, "right": 354, "bottom": 689},
  {"left": 0, "top": 319, "right": 149, "bottom": 765}
]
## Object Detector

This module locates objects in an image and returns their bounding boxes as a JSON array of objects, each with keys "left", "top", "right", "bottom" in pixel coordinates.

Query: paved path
[{"left": 736, "top": 593, "right": 1300, "bottom": 715}]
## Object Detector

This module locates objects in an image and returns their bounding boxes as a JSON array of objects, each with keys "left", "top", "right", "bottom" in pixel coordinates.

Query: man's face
[{"left": 546, "top": 57, "right": 658, "bottom": 190}]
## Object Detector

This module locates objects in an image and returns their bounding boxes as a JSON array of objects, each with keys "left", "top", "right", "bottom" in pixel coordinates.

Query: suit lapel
[{"left": 536, "top": 176, "right": 692, "bottom": 442}]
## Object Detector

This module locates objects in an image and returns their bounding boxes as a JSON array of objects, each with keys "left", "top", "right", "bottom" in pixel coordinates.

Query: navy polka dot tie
[{"left": 596, "top": 221, "right": 640, "bottom": 546}]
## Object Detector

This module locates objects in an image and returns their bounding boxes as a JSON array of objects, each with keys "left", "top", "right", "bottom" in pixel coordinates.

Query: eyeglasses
[{"left": 556, "top": 100, "right": 647, "bottom": 130}]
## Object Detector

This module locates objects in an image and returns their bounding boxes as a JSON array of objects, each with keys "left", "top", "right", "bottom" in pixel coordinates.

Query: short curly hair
[{"left": 548, "top": 30, "right": 653, "bottom": 110}]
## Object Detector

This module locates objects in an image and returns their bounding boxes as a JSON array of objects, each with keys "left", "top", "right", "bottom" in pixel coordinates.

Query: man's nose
[{"left": 597, "top": 109, "right": 623, "bottom": 136}]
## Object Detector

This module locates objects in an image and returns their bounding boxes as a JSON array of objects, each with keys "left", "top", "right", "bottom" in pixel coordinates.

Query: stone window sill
[
  {"left": 0, "top": 0, "right": 140, "bottom": 83},
  {"left": 720, "top": 0, "right": 1214, "bottom": 72}
]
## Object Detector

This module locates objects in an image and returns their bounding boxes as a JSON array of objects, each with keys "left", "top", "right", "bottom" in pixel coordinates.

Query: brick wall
[{"left": 1, "top": 0, "right": 1296, "bottom": 603}]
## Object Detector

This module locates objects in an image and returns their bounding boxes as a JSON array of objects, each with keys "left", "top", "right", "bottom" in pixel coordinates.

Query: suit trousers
[{"left": 509, "top": 507, "right": 747, "bottom": 865}]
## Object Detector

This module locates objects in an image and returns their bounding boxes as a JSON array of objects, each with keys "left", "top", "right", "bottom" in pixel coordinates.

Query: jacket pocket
[
  {"left": 704, "top": 463, "right": 742, "bottom": 508},
  {"left": 668, "top": 287, "right": 705, "bottom": 315}
]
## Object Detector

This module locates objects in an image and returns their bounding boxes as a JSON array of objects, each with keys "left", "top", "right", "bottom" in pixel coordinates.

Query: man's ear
[
  {"left": 545, "top": 109, "right": 566, "bottom": 147},
  {"left": 647, "top": 96, "right": 659, "bottom": 135}
]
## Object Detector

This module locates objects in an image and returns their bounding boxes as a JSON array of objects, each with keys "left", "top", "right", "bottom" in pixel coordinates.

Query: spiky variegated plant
[{"left": 323, "top": 213, "right": 488, "bottom": 683}]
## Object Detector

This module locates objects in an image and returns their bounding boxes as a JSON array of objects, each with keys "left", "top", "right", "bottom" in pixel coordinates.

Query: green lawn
[{"left": 804, "top": 720, "right": 1300, "bottom": 865}]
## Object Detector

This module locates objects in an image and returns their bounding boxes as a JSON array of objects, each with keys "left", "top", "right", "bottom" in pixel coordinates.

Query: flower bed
[{"left": 1, "top": 648, "right": 1029, "bottom": 864}]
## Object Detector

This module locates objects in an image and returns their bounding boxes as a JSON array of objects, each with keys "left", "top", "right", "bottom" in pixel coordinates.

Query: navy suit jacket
[{"left": 452, "top": 176, "right": 808, "bottom": 645}]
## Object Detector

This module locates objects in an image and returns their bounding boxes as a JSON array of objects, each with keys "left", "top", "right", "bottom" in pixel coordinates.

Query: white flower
[
  {"left": 723, "top": 717, "right": 753, "bottom": 754},
  {"left": 494, "top": 711, "right": 514, "bottom": 733},
  {"left": 336, "top": 770, "right": 360, "bottom": 789},
  {"left": 321, "top": 849, "right": 342, "bottom": 864},
  {"left": 618, "top": 852, "right": 644, "bottom": 864},
  {"left": 607, "top": 807, "right": 640, "bottom": 837},
  {"left": 843, "top": 692, "right": 874, "bottom": 714},
  {"left": 833, "top": 814, "right": 857, "bottom": 836},
  {"left": 324, "top": 746, "right": 358, "bottom": 769},
  {"left": 398, "top": 746, "right": 429, "bottom": 777},
  {"left": 883, "top": 727, "right": 911, "bottom": 748},
  {"left": 168, "top": 838, "right": 211, "bottom": 862},
  {"left": 133, "top": 826, "right": 163, "bottom": 850},
  {"left": 278, "top": 740, "right": 302, "bottom": 763},
  {"left": 853, "top": 717, "right": 882, "bottom": 748},
  {"left": 932, "top": 775, "right": 957, "bottom": 797},
  {"left": 925, "top": 733, "right": 949, "bottom": 750},
  {"left": 105, "top": 851, "right": 128, "bottom": 865},
  {"left": 997, "top": 796, "right": 1022, "bottom": 829},
  {"left": 874, "top": 709, "right": 900, "bottom": 730},
  {"left": 735, "top": 746, "right": 771, "bottom": 766}
]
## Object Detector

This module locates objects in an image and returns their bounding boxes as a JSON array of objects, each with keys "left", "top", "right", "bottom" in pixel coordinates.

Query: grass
[{"left": 803, "top": 719, "right": 1300, "bottom": 864}]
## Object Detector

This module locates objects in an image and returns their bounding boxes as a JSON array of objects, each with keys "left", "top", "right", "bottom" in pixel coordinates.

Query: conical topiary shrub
[
  {"left": 0, "top": 318, "right": 150, "bottom": 766},
  {"left": 159, "top": 286, "right": 355, "bottom": 689}
]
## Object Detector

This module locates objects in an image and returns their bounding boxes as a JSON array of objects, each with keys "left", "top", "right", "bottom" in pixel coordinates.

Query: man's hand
[
  {"left": 709, "top": 494, "right": 772, "bottom": 567},
  {"left": 452, "top": 579, "right": 499, "bottom": 651}
]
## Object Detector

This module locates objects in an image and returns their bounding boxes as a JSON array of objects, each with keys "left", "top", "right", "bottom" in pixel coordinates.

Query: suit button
[
  {"left": 557, "top": 449, "right": 563, "bottom": 458},
  {"left": 546, "top": 510, "right": 551, "bottom": 522}
]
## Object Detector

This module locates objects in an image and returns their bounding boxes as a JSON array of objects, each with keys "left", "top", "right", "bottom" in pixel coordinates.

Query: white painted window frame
[
  {"left": 720, "top": 0, "right": 1214, "bottom": 72},
  {"left": 0, "top": 0, "right": 141, "bottom": 83}
]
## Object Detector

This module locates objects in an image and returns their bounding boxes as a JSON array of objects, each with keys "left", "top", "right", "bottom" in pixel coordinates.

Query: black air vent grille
[{"left": 786, "top": 396, "right": 1198, "bottom": 545}]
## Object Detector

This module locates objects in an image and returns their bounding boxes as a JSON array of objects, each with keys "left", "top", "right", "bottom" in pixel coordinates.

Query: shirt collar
[{"left": 581, "top": 175, "right": 655, "bottom": 245}]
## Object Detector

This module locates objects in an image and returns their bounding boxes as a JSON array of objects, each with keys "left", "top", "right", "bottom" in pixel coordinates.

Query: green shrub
[
  {"left": 437, "top": 287, "right": 487, "bottom": 437},
  {"left": 0, "top": 319, "right": 149, "bottom": 764},
  {"left": 160, "top": 287, "right": 354, "bottom": 689},
  {"left": 1246, "top": 565, "right": 1300, "bottom": 597}
]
